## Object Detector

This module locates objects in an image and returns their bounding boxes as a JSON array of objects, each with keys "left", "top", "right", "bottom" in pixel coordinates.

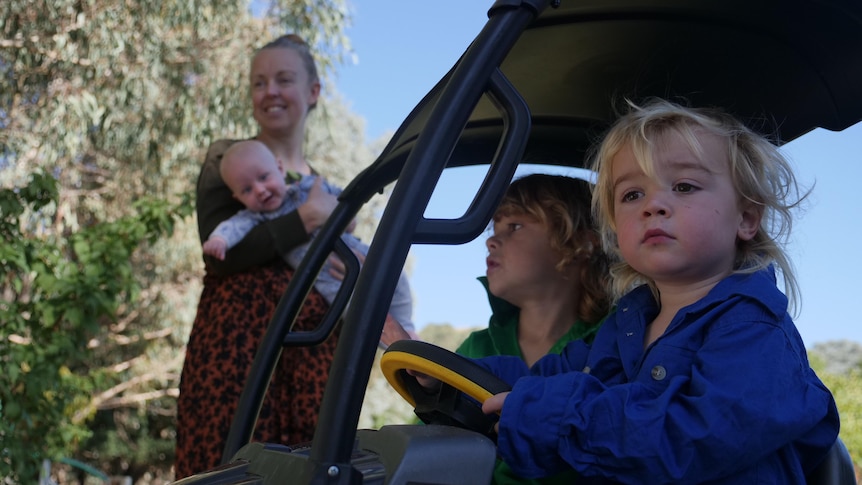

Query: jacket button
[{"left": 651, "top": 365, "right": 667, "bottom": 381}]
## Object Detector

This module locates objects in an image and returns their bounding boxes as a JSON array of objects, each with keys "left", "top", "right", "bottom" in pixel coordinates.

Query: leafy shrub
[{"left": 0, "top": 172, "right": 188, "bottom": 482}]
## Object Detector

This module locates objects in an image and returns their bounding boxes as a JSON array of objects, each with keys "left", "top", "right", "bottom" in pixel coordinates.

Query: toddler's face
[{"left": 610, "top": 130, "right": 759, "bottom": 287}]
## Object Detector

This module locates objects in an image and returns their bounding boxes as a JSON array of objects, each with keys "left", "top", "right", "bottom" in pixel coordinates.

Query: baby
[{"left": 203, "top": 140, "right": 416, "bottom": 337}]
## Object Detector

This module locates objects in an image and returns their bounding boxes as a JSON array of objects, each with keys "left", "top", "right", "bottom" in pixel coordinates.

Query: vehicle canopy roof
[{"left": 377, "top": 0, "right": 862, "bottom": 172}]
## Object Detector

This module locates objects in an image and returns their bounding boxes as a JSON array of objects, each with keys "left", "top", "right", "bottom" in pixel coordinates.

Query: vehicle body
[{"left": 176, "top": 0, "right": 862, "bottom": 483}]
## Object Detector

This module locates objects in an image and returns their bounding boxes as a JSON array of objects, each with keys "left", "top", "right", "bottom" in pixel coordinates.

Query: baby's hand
[{"left": 202, "top": 237, "right": 228, "bottom": 260}]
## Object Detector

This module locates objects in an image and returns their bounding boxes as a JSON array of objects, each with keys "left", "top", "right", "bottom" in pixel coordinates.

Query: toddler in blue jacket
[{"left": 473, "top": 99, "right": 839, "bottom": 484}]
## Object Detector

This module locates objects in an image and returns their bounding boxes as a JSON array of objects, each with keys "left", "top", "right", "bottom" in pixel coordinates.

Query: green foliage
[
  {"left": 820, "top": 369, "right": 862, "bottom": 473},
  {"left": 0, "top": 0, "right": 374, "bottom": 480},
  {"left": 0, "top": 172, "right": 188, "bottom": 481},
  {"left": 810, "top": 343, "right": 862, "bottom": 474}
]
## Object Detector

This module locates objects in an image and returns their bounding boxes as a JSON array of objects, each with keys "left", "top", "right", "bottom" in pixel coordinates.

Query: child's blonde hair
[
  {"left": 495, "top": 174, "right": 611, "bottom": 324},
  {"left": 589, "top": 98, "right": 805, "bottom": 310}
]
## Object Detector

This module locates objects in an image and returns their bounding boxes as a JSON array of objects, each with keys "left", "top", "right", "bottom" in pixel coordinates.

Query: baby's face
[{"left": 224, "top": 155, "right": 288, "bottom": 213}]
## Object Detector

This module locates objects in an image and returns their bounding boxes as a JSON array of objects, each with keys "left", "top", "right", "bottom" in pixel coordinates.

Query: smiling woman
[{"left": 175, "top": 34, "right": 340, "bottom": 478}]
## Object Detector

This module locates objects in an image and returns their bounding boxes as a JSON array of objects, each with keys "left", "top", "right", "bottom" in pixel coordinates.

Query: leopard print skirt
[{"left": 174, "top": 262, "right": 337, "bottom": 478}]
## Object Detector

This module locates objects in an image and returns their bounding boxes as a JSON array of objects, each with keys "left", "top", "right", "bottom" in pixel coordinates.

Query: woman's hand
[
  {"left": 298, "top": 177, "right": 339, "bottom": 233},
  {"left": 328, "top": 248, "right": 364, "bottom": 281},
  {"left": 379, "top": 313, "right": 413, "bottom": 348}
]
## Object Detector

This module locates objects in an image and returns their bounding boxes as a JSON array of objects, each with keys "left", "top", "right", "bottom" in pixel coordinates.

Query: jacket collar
[
  {"left": 478, "top": 276, "right": 520, "bottom": 326},
  {"left": 619, "top": 267, "right": 787, "bottom": 320}
]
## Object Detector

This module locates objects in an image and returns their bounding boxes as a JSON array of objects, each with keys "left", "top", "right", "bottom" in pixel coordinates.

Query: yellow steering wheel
[{"left": 381, "top": 340, "right": 511, "bottom": 439}]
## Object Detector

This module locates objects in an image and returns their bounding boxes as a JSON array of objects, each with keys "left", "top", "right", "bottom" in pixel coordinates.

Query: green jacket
[
  {"left": 456, "top": 277, "right": 600, "bottom": 485},
  {"left": 456, "top": 277, "right": 600, "bottom": 359}
]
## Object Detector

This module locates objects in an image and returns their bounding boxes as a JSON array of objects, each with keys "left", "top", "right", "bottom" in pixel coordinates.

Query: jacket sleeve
[
  {"left": 196, "top": 139, "right": 310, "bottom": 275},
  {"left": 495, "top": 308, "right": 837, "bottom": 482},
  {"left": 472, "top": 338, "right": 590, "bottom": 387},
  {"left": 208, "top": 210, "right": 266, "bottom": 249}
]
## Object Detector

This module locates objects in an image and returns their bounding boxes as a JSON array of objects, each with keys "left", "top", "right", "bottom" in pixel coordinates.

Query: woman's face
[{"left": 250, "top": 47, "right": 320, "bottom": 136}]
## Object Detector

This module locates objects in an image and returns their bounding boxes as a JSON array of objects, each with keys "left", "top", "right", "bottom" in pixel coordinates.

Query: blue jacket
[{"left": 479, "top": 269, "right": 839, "bottom": 484}]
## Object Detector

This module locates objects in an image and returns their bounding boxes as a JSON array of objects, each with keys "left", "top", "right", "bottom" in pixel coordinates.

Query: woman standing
[{"left": 175, "top": 35, "right": 340, "bottom": 478}]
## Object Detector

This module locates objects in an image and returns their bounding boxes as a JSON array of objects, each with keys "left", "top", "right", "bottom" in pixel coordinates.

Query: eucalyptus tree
[{"left": 0, "top": 0, "right": 381, "bottom": 480}]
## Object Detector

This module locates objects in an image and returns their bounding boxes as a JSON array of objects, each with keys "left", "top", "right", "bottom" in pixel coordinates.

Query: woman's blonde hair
[
  {"left": 589, "top": 98, "right": 805, "bottom": 311},
  {"left": 494, "top": 174, "right": 611, "bottom": 324}
]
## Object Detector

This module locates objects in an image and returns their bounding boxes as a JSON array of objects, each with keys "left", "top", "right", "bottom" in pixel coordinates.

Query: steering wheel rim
[{"left": 381, "top": 340, "right": 511, "bottom": 438}]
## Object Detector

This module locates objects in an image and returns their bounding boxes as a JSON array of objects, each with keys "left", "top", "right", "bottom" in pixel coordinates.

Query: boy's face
[
  {"left": 610, "top": 130, "right": 760, "bottom": 289},
  {"left": 485, "top": 212, "right": 570, "bottom": 305},
  {"left": 223, "top": 153, "right": 288, "bottom": 213}
]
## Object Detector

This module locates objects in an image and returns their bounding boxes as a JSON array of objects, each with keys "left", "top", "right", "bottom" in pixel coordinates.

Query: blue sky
[{"left": 335, "top": 1, "right": 862, "bottom": 347}]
